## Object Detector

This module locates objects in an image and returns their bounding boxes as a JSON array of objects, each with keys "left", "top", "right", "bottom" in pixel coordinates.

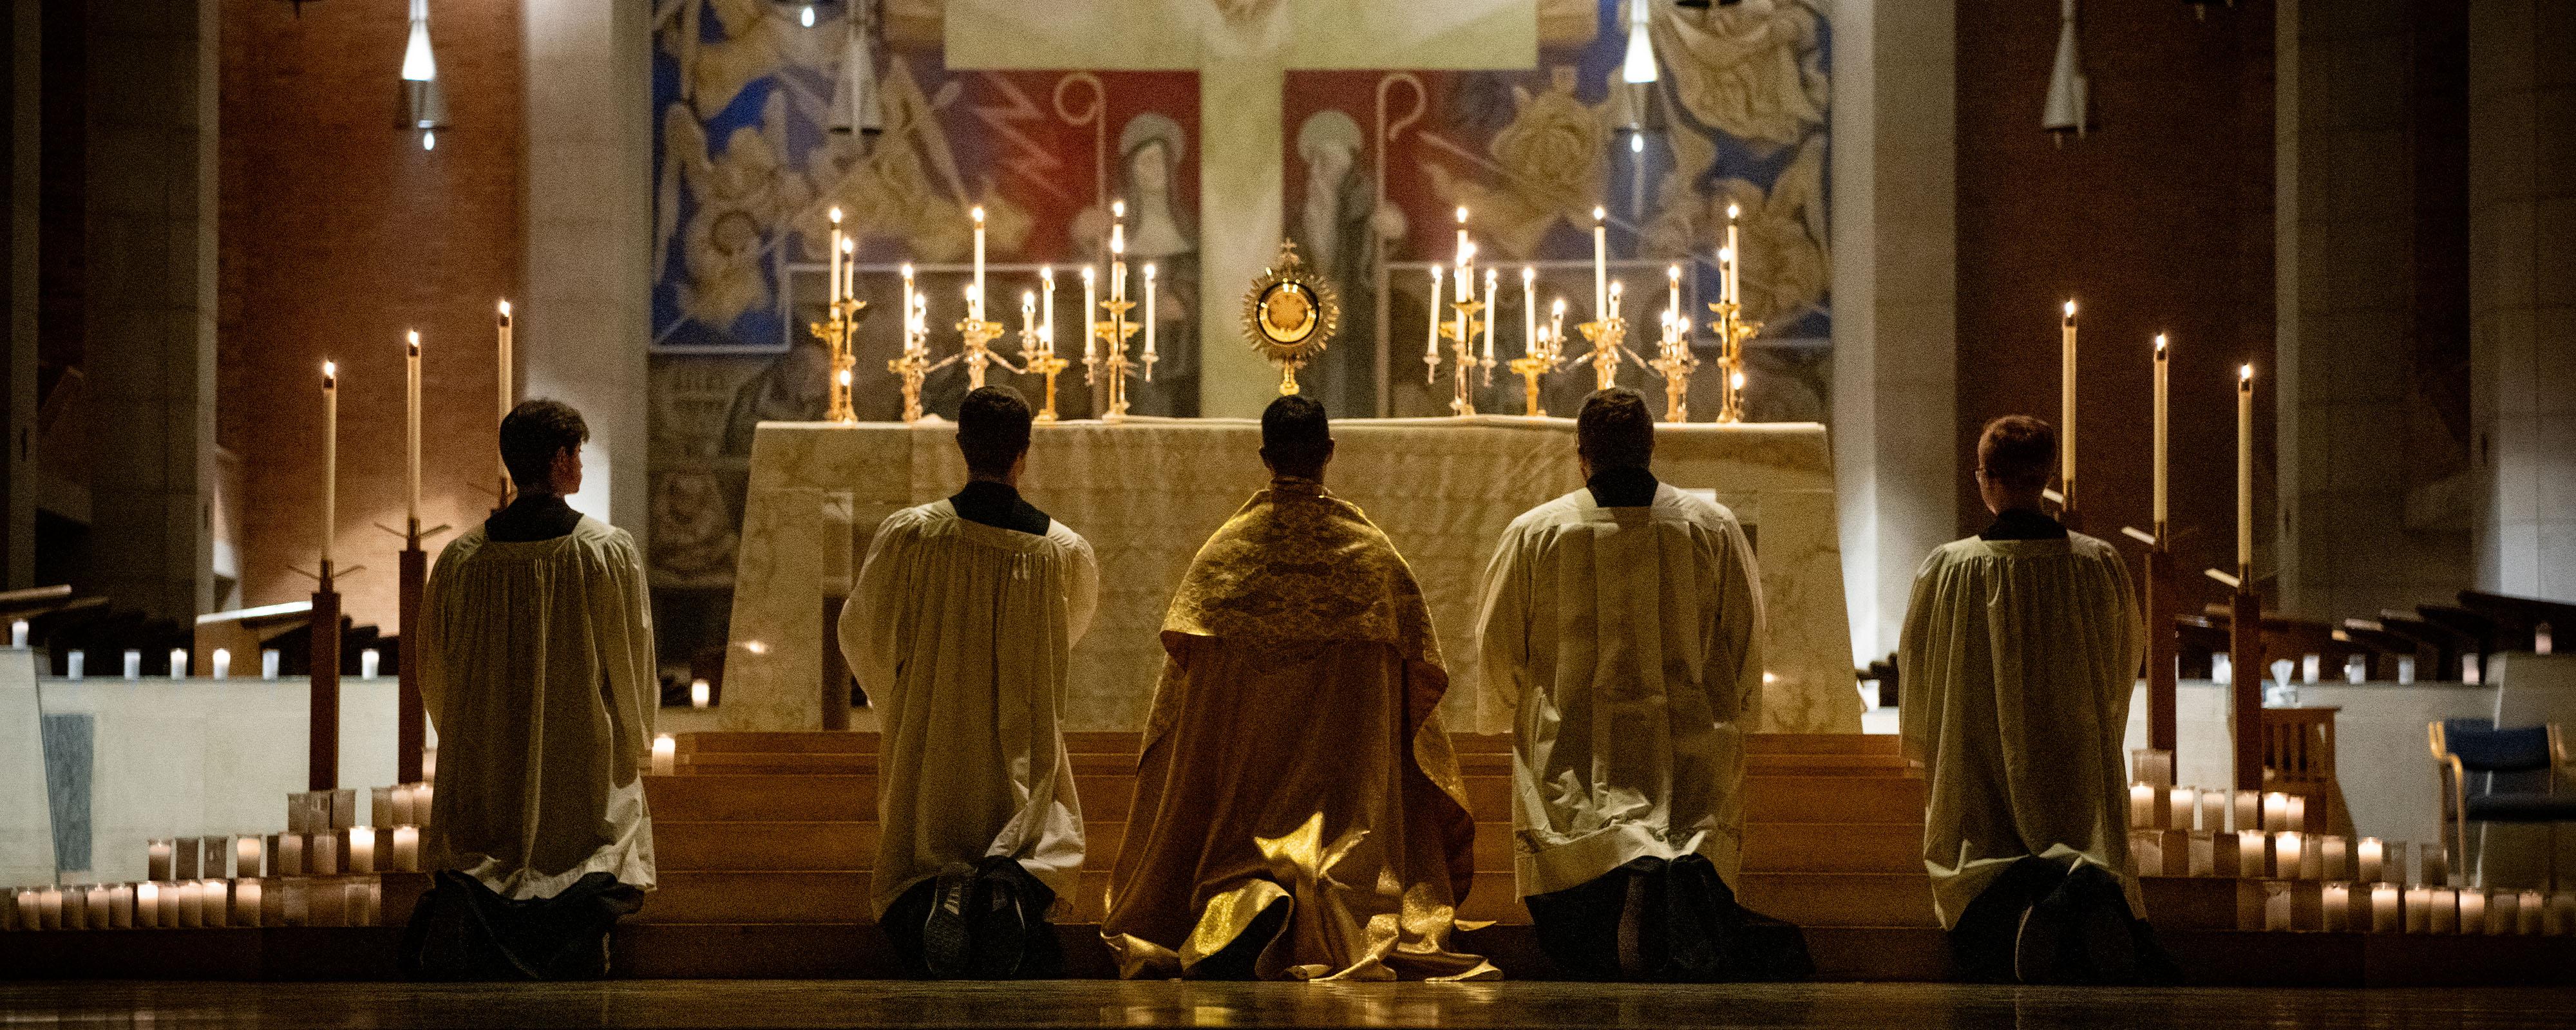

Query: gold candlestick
[
  {"left": 1576, "top": 316, "right": 1635, "bottom": 392},
  {"left": 807, "top": 295, "right": 866, "bottom": 424},
  {"left": 1510, "top": 323, "right": 1566, "bottom": 418},
  {"left": 1649, "top": 314, "right": 1698, "bottom": 422},
  {"left": 955, "top": 306, "right": 1018, "bottom": 391},
  {"left": 1018, "top": 294, "right": 1068, "bottom": 423},
  {"left": 1432, "top": 295, "right": 1492, "bottom": 416},
  {"left": 1705, "top": 297, "right": 1762, "bottom": 424},
  {"left": 1088, "top": 295, "right": 1142, "bottom": 421},
  {"left": 889, "top": 282, "right": 932, "bottom": 423}
]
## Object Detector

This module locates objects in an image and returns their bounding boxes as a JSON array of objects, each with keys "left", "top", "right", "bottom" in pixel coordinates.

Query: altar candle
[
  {"left": 322, "top": 361, "right": 338, "bottom": 568},
  {"left": 2275, "top": 832, "right": 2303, "bottom": 878},
  {"left": 361, "top": 648, "right": 380, "bottom": 680},
  {"left": 148, "top": 839, "right": 174, "bottom": 881},
  {"left": 1427, "top": 265, "right": 1444, "bottom": 359},
  {"left": 233, "top": 879, "right": 261, "bottom": 927},
  {"left": 1609, "top": 280, "right": 1624, "bottom": 322},
  {"left": 2154, "top": 334, "right": 2169, "bottom": 526},
  {"left": 2128, "top": 783, "right": 2155, "bottom": 829},
  {"left": 8, "top": 620, "right": 23, "bottom": 648},
  {"left": 66, "top": 650, "right": 81, "bottom": 678},
  {"left": 1040, "top": 267, "right": 1056, "bottom": 353},
  {"left": 2358, "top": 837, "right": 2384, "bottom": 882},
  {"left": 2239, "top": 830, "right": 2268, "bottom": 877},
  {"left": 971, "top": 206, "right": 987, "bottom": 322},
  {"left": 2319, "top": 834, "right": 2346, "bottom": 880},
  {"left": 173, "top": 882, "right": 200, "bottom": 928},
  {"left": 2287, "top": 796, "right": 2307, "bottom": 833},
  {"left": 827, "top": 207, "right": 844, "bottom": 304},
  {"left": 85, "top": 885, "right": 110, "bottom": 930},
  {"left": 652, "top": 733, "right": 676, "bottom": 776},
  {"left": 197, "top": 879, "right": 226, "bottom": 927},
  {"left": 275, "top": 833, "right": 304, "bottom": 877},
  {"left": 1549, "top": 299, "right": 1566, "bottom": 357},
  {"left": 2263, "top": 792, "right": 2290, "bottom": 833},
  {"left": 109, "top": 884, "right": 133, "bottom": 929},
  {"left": 209, "top": 648, "right": 229, "bottom": 680},
  {"left": 2518, "top": 890, "right": 2545, "bottom": 934},
  {"left": 1021, "top": 292, "right": 1036, "bottom": 351},
  {"left": 1482, "top": 268, "right": 1497, "bottom": 361},
  {"left": 2237, "top": 364, "right": 2254, "bottom": 572},
  {"left": 1454, "top": 206, "right": 1470, "bottom": 274},
  {"left": 2371, "top": 884, "right": 2400, "bottom": 932},
  {"left": 900, "top": 264, "right": 916, "bottom": 349},
  {"left": 169, "top": 647, "right": 187, "bottom": 677},
  {"left": 497, "top": 301, "right": 513, "bottom": 489},
  {"left": 1592, "top": 207, "right": 1608, "bottom": 316},
  {"left": 691, "top": 678, "right": 710, "bottom": 709},
  {"left": 135, "top": 881, "right": 159, "bottom": 928},
  {"left": 1521, "top": 267, "right": 1537, "bottom": 357},
  {"left": 392, "top": 825, "right": 420, "bottom": 872},
  {"left": 1144, "top": 263, "right": 1157, "bottom": 359},
  {"left": 262, "top": 649, "right": 279, "bottom": 679},
  {"left": 2487, "top": 890, "right": 2519, "bottom": 934},
  {"left": 1110, "top": 212, "right": 1126, "bottom": 301},
  {"left": 2322, "top": 882, "right": 2350, "bottom": 932},
  {"left": 405, "top": 330, "right": 421, "bottom": 526},
  {"left": 1667, "top": 265, "right": 1681, "bottom": 330},
  {"left": 236, "top": 835, "right": 264, "bottom": 879},
  {"left": 2460, "top": 888, "right": 2488, "bottom": 934},
  {"left": 1081, "top": 267, "right": 1097, "bottom": 362},
  {"left": 2061, "top": 301, "right": 2077, "bottom": 499},
  {"left": 2199, "top": 791, "right": 2226, "bottom": 834},
  {"left": 2430, "top": 888, "right": 2459, "bottom": 933},
  {"left": 840, "top": 237, "right": 855, "bottom": 300},
  {"left": 1723, "top": 203, "right": 1743, "bottom": 304},
  {"left": 348, "top": 827, "right": 376, "bottom": 875},
  {"left": 2168, "top": 787, "right": 2197, "bottom": 830}
]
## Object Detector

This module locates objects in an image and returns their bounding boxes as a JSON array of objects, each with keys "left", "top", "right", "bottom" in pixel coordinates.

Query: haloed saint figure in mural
[
  {"left": 1291, "top": 109, "right": 1406, "bottom": 417},
  {"left": 1075, "top": 113, "right": 1198, "bottom": 416}
]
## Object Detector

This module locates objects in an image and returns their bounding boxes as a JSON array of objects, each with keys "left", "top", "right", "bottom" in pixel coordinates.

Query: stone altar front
[{"left": 721, "top": 417, "right": 1859, "bottom": 735}]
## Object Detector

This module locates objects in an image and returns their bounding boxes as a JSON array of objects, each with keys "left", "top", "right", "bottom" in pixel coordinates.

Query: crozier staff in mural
[
  {"left": 1073, "top": 113, "right": 1198, "bottom": 416},
  {"left": 1290, "top": 109, "right": 1406, "bottom": 418}
]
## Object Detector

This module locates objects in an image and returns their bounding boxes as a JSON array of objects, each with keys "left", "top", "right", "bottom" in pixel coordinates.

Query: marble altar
[{"left": 720, "top": 417, "right": 1860, "bottom": 735}]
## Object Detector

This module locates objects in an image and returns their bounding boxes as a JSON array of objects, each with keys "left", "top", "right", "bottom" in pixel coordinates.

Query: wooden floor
[{"left": 3, "top": 979, "right": 2574, "bottom": 1029}]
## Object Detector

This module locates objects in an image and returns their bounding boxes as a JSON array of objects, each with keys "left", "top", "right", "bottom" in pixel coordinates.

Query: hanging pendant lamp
[
  {"left": 828, "top": 1, "right": 884, "bottom": 138},
  {"left": 2041, "top": 0, "right": 2088, "bottom": 144},
  {"left": 400, "top": 0, "right": 447, "bottom": 148}
]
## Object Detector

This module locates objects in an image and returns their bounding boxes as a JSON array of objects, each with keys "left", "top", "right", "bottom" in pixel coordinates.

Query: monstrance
[{"left": 1240, "top": 240, "right": 1340, "bottom": 396}]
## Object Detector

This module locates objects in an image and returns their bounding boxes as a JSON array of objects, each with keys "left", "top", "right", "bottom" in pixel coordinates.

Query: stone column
[
  {"left": 1831, "top": 0, "right": 1956, "bottom": 662},
  {"left": 84, "top": 0, "right": 218, "bottom": 620},
  {"left": 522, "top": 0, "right": 650, "bottom": 540},
  {"left": 2468, "top": 1, "right": 2575, "bottom": 597}
]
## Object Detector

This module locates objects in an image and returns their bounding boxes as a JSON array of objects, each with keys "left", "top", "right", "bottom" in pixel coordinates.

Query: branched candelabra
[
  {"left": 1576, "top": 283, "right": 1647, "bottom": 393},
  {"left": 1705, "top": 295, "right": 1759, "bottom": 424},
  {"left": 1650, "top": 309, "right": 1698, "bottom": 422},
  {"left": 1018, "top": 279, "right": 1068, "bottom": 422},
  {"left": 955, "top": 295, "right": 1021, "bottom": 391},
  {"left": 808, "top": 294, "right": 865, "bottom": 425},
  {"left": 1511, "top": 299, "right": 1570, "bottom": 417},
  {"left": 1424, "top": 288, "right": 1493, "bottom": 417}
]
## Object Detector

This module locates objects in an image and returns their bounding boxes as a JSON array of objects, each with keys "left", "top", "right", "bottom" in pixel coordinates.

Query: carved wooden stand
[
  {"left": 309, "top": 566, "right": 341, "bottom": 792},
  {"left": 2231, "top": 585, "right": 2266, "bottom": 792}
]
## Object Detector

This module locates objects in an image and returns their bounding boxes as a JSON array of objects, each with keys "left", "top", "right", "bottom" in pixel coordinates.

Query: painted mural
[{"left": 1286, "top": 0, "right": 1830, "bottom": 420}]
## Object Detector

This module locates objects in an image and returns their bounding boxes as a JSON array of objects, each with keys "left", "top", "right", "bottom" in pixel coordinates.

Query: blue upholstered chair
[{"left": 2430, "top": 718, "right": 2574, "bottom": 888}]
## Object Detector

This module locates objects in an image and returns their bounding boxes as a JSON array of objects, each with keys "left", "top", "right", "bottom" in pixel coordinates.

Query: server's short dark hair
[
  {"left": 1260, "top": 395, "right": 1332, "bottom": 478},
  {"left": 1576, "top": 388, "right": 1655, "bottom": 471},
  {"left": 957, "top": 386, "right": 1034, "bottom": 478},
  {"left": 1978, "top": 415, "right": 2058, "bottom": 490},
  {"left": 499, "top": 399, "right": 589, "bottom": 489}
]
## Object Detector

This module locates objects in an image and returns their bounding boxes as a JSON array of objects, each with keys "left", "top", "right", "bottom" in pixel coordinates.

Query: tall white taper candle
[
  {"left": 2154, "top": 334, "right": 2169, "bottom": 527},
  {"left": 322, "top": 362, "right": 337, "bottom": 568},
  {"left": 405, "top": 330, "right": 420, "bottom": 527},
  {"left": 1592, "top": 207, "right": 1608, "bottom": 317},
  {"left": 2239, "top": 364, "right": 2255, "bottom": 572}
]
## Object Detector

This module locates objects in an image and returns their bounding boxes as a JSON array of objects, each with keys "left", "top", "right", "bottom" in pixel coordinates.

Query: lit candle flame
[
  {"left": 1593, "top": 205, "right": 1606, "bottom": 223},
  {"left": 1719, "top": 247, "right": 1733, "bottom": 263},
  {"left": 2241, "top": 364, "right": 2255, "bottom": 383},
  {"left": 1667, "top": 265, "right": 1680, "bottom": 282},
  {"left": 1112, "top": 200, "right": 1125, "bottom": 218},
  {"left": 1522, "top": 266, "right": 1535, "bottom": 283},
  {"left": 1040, "top": 266, "right": 1053, "bottom": 283},
  {"left": 1455, "top": 206, "right": 1468, "bottom": 224},
  {"left": 1144, "top": 262, "right": 1156, "bottom": 281},
  {"left": 828, "top": 207, "right": 842, "bottom": 224},
  {"left": 323, "top": 360, "right": 337, "bottom": 382},
  {"left": 406, "top": 330, "right": 420, "bottom": 355},
  {"left": 971, "top": 205, "right": 985, "bottom": 224},
  {"left": 900, "top": 262, "right": 913, "bottom": 277},
  {"left": 1024, "top": 290, "right": 1036, "bottom": 305},
  {"left": 497, "top": 300, "right": 510, "bottom": 317},
  {"left": 836, "top": 369, "right": 851, "bottom": 386},
  {"left": 2155, "top": 333, "right": 2168, "bottom": 355},
  {"left": 1726, "top": 202, "right": 1741, "bottom": 220},
  {"left": 1081, "top": 265, "right": 1095, "bottom": 283},
  {"left": 1551, "top": 298, "right": 1566, "bottom": 315},
  {"left": 840, "top": 237, "right": 853, "bottom": 254},
  {"left": 2065, "top": 299, "right": 2078, "bottom": 318}
]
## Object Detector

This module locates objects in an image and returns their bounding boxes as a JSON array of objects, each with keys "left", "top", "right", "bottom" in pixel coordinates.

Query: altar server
[
  {"left": 412, "top": 400, "right": 654, "bottom": 979},
  {"left": 1473, "top": 387, "right": 1806, "bottom": 981},
  {"left": 1899, "top": 415, "right": 2161, "bottom": 984},
  {"left": 1100, "top": 396, "right": 1497, "bottom": 982},
  {"left": 843, "top": 386, "right": 1099, "bottom": 979}
]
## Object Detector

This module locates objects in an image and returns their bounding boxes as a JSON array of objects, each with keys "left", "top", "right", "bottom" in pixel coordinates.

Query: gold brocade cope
[{"left": 1101, "top": 480, "right": 1497, "bottom": 982}]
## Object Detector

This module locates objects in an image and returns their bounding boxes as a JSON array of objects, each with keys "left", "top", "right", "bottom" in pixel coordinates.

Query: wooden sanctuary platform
[{"left": 6, "top": 731, "right": 2573, "bottom": 986}]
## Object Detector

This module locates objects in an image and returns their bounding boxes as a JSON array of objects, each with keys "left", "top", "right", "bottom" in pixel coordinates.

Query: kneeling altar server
[
  {"left": 410, "top": 400, "right": 656, "bottom": 979},
  {"left": 843, "top": 386, "right": 1099, "bottom": 979},
  {"left": 1899, "top": 415, "right": 2164, "bottom": 984},
  {"left": 1474, "top": 388, "right": 1806, "bottom": 981},
  {"left": 1101, "top": 396, "right": 1497, "bottom": 981}
]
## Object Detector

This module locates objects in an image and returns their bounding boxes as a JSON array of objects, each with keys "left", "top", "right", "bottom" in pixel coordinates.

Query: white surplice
[
  {"left": 1897, "top": 532, "right": 2147, "bottom": 928},
  {"left": 1473, "top": 483, "right": 1766, "bottom": 897},
  {"left": 841, "top": 501, "right": 1100, "bottom": 916},
  {"left": 420, "top": 517, "right": 659, "bottom": 899}
]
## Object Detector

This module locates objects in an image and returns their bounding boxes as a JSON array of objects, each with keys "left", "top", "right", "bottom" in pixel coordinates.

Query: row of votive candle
[
  {"left": 2128, "top": 784, "right": 2306, "bottom": 835},
  {"left": 2242, "top": 882, "right": 2576, "bottom": 935},
  {"left": 3, "top": 879, "right": 383, "bottom": 930},
  {"left": 2134, "top": 830, "right": 2446, "bottom": 886},
  {"left": 49, "top": 649, "right": 399, "bottom": 680},
  {"left": 151, "top": 828, "right": 420, "bottom": 879},
  {"left": 287, "top": 783, "right": 431, "bottom": 834}
]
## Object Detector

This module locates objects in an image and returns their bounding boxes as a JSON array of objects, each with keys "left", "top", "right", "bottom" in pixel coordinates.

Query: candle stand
[
  {"left": 384, "top": 515, "right": 448, "bottom": 785},
  {"left": 1087, "top": 295, "right": 1148, "bottom": 422},
  {"left": 1576, "top": 316, "right": 1640, "bottom": 392},
  {"left": 310, "top": 563, "right": 341, "bottom": 792},
  {"left": 1706, "top": 297, "right": 1759, "bottom": 424},
  {"left": 955, "top": 314, "right": 1019, "bottom": 391},
  {"left": 2147, "top": 529, "right": 2181, "bottom": 753},
  {"left": 1426, "top": 295, "right": 1492, "bottom": 416},
  {"left": 1019, "top": 324, "right": 1070, "bottom": 422},
  {"left": 1510, "top": 329, "right": 1566, "bottom": 417},
  {"left": 2231, "top": 578, "right": 2266, "bottom": 793},
  {"left": 808, "top": 295, "right": 867, "bottom": 424},
  {"left": 1650, "top": 314, "right": 1698, "bottom": 422}
]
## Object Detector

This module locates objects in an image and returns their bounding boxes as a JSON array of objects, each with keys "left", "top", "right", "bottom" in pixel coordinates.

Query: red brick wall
[
  {"left": 219, "top": 0, "right": 521, "bottom": 626},
  {"left": 1955, "top": 0, "right": 2277, "bottom": 611}
]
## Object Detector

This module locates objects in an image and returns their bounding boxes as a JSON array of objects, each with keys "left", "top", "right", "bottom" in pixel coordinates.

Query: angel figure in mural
[
  {"left": 1424, "top": 68, "right": 1609, "bottom": 261},
  {"left": 654, "top": 0, "right": 834, "bottom": 123},
  {"left": 1291, "top": 109, "right": 1408, "bottom": 417},
  {"left": 1071, "top": 113, "right": 1198, "bottom": 416},
  {"left": 1642, "top": 134, "right": 1830, "bottom": 330},
  {"left": 1649, "top": 0, "right": 1830, "bottom": 152},
  {"left": 657, "top": 90, "right": 817, "bottom": 335}
]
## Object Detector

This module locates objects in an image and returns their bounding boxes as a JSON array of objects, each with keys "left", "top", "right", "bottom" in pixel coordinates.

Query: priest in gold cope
[{"left": 1099, "top": 397, "right": 1497, "bottom": 982}]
